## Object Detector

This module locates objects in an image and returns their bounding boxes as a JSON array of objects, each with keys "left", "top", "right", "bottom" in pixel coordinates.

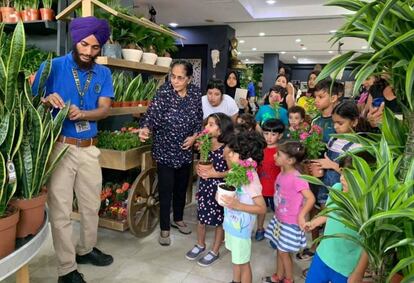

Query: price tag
[{"left": 7, "top": 160, "right": 16, "bottom": 184}]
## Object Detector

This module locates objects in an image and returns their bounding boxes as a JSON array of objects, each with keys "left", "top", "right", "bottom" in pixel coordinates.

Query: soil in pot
[
  {"left": 0, "top": 206, "right": 19, "bottom": 259},
  {"left": 11, "top": 191, "right": 47, "bottom": 238}
]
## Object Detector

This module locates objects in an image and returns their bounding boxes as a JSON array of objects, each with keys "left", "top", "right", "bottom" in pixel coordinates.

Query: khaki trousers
[{"left": 47, "top": 142, "right": 102, "bottom": 276}]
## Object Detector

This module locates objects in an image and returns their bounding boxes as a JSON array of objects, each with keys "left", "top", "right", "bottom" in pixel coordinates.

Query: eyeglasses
[{"left": 170, "top": 74, "right": 188, "bottom": 82}]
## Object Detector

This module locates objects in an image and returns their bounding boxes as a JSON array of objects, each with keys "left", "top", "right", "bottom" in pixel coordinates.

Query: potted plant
[
  {"left": 217, "top": 158, "right": 257, "bottom": 206},
  {"left": 27, "top": 0, "right": 39, "bottom": 21},
  {"left": 302, "top": 136, "right": 414, "bottom": 283},
  {"left": 317, "top": 2, "right": 414, "bottom": 279},
  {"left": 39, "top": 0, "right": 53, "bottom": 21},
  {"left": 290, "top": 124, "right": 325, "bottom": 177},
  {"left": 0, "top": 23, "right": 69, "bottom": 239},
  {"left": 154, "top": 28, "right": 177, "bottom": 67},
  {"left": 2, "top": 0, "right": 20, "bottom": 23},
  {"left": 197, "top": 129, "right": 212, "bottom": 170}
]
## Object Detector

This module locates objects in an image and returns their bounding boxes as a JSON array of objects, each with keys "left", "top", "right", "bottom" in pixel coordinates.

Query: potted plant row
[
  {"left": 111, "top": 72, "right": 157, "bottom": 107},
  {"left": 0, "top": 22, "right": 67, "bottom": 258},
  {"left": 0, "top": 0, "right": 54, "bottom": 23},
  {"left": 96, "top": 3, "right": 177, "bottom": 66}
]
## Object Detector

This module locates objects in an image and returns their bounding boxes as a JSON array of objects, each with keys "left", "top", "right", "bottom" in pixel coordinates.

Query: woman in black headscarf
[{"left": 224, "top": 70, "right": 240, "bottom": 99}]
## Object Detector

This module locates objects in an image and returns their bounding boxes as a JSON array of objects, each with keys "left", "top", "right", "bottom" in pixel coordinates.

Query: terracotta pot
[
  {"left": 131, "top": 101, "right": 140, "bottom": 107},
  {"left": 10, "top": 191, "right": 47, "bottom": 238},
  {"left": 0, "top": 206, "right": 19, "bottom": 259},
  {"left": 39, "top": 8, "right": 54, "bottom": 21},
  {"left": 1, "top": 7, "right": 20, "bottom": 23},
  {"left": 307, "top": 161, "right": 324, "bottom": 178},
  {"left": 198, "top": 161, "right": 213, "bottom": 172},
  {"left": 20, "top": 9, "right": 30, "bottom": 22},
  {"left": 121, "top": 101, "right": 132, "bottom": 107},
  {"left": 391, "top": 273, "right": 404, "bottom": 283},
  {"left": 28, "top": 8, "right": 40, "bottom": 21},
  {"left": 112, "top": 101, "right": 122, "bottom": 108}
]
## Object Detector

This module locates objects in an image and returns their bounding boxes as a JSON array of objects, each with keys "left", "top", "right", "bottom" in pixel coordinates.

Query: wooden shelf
[
  {"left": 108, "top": 106, "right": 148, "bottom": 116},
  {"left": 4, "top": 20, "right": 57, "bottom": 35},
  {"left": 71, "top": 212, "right": 128, "bottom": 232},
  {"left": 96, "top": 56, "right": 169, "bottom": 74},
  {"left": 98, "top": 145, "right": 152, "bottom": 171}
]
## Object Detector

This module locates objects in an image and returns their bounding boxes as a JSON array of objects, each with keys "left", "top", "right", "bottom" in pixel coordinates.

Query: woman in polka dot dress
[{"left": 185, "top": 113, "right": 234, "bottom": 267}]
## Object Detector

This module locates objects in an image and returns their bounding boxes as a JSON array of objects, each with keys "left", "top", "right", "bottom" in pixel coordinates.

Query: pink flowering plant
[
  {"left": 224, "top": 158, "right": 257, "bottom": 189},
  {"left": 295, "top": 125, "right": 326, "bottom": 160},
  {"left": 197, "top": 129, "right": 212, "bottom": 164}
]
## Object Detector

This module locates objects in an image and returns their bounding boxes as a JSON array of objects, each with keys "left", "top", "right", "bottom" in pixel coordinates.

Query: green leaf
[
  {"left": 368, "top": 0, "right": 399, "bottom": 47},
  {"left": 299, "top": 174, "right": 326, "bottom": 187},
  {"left": 316, "top": 51, "right": 355, "bottom": 83},
  {"left": 0, "top": 112, "right": 10, "bottom": 146},
  {"left": 5, "top": 21, "right": 25, "bottom": 111},
  {"left": 388, "top": 256, "right": 414, "bottom": 282},
  {"left": 405, "top": 56, "right": 414, "bottom": 110},
  {"left": 359, "top": 209, "right": 414, "bottom": 233}
]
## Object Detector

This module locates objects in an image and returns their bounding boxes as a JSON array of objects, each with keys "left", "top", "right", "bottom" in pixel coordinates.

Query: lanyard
[{"left": 72, "top": 68, "right": 92, "bottom": 110}]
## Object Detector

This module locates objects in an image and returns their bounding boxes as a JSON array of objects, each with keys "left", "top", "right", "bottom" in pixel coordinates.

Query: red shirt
[{"left": 257, "top": 147, "right": 281, "bottom": 197}]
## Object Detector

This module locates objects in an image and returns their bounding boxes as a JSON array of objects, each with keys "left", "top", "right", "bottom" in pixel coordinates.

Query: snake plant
[{"left": 0, "top": 22, "right": 68, "bottom": 217}]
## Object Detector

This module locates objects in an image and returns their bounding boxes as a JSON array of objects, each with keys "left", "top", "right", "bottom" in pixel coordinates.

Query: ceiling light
[
  {"left": 266, "top": 0, "right": 276, "bottom": 4},
  {"left": 238, "top": 51, "right": 242, "bottom": 55},
  {"left": 252, "top": 47, "right": 257, "bottom": 51},
  {"left": 362, "top": 45, "right": 368, "bottom": 49},
  {"left": 239, "top": 40, "right": 245, "bottom": 43},
  {"left": 245, "top": 58, "right": 249, "bottom": 61},
  {"left": 295, "top": 38, "right": 301, "bottom": 43},
  {"left": 301, "top": 46, "right": 307, "bottom": 50},
  {"left": 328, "top": 50, "right": 334, "bottom": 54},
  {"left": 329, "top": 30, "right": 337, "bottom": 33},
  {"left": 280, "top": 51, "right": 286, "bottom": 54},
  {"left": 169, "top": 22, "right": 178, "bottom": 28},
  {"left": 293, "top": 56, "right": 297, "bottom": 59},
  {"left": 259, "top": 32, "right": 265, "bottom": 36}
]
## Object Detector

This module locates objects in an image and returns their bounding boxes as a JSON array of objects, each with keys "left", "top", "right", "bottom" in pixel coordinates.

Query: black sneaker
[
  {"left": 58, "top": 270, "right": 86, "bottom": 283},
  {"left": 76, "top": 247, "right": 113, "bottom": 266}
]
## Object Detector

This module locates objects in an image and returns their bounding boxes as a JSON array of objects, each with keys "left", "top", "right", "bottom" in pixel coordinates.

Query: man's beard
[{"left": 72, "top": 47, "right": 99, "bottom": 70}]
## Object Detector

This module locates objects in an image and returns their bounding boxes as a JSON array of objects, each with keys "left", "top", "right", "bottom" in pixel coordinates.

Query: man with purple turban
[{"left": 32, "top": 16, "right": 113, "bottom": 283}]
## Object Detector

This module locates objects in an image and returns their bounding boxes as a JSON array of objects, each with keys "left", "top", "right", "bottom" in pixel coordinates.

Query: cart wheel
[{"left": 127, "top": 167, "right": 159, "bottom": 237}]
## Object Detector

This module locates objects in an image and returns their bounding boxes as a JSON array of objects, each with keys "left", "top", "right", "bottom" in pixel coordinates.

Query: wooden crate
[
  {"left": 71, "top": 212, "right": 128, "bottom": 232},
  {"left": 98, "top": 145, "right": 152, "bottom": 171}
]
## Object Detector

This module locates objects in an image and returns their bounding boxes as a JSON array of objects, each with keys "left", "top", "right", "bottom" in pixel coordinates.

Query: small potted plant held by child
[
  {"left": 216, "top": 158, "right": 257, "bottom": 206},
  {"left": 197, "top": 129, "right": 213, "bottom": 170},
  {"left": 291, "top": 124, "right": 326, "bottom": 177}
]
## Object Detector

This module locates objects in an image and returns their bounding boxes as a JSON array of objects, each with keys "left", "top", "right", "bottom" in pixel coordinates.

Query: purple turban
[{"left": 69, "top": 16, "right": 110, "bottom": 46}]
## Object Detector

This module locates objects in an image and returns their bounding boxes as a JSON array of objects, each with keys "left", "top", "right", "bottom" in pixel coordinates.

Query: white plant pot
[
  {"left": 141, "top": 52, "right": 158, "bottom": 65},
  {"left": 156, "top": 57, "right": 173, "bottom": 67},
  {"left": 121, "top": 49, "right": 143, "bottom": 62},
  {"left": 216, "top": 183, "right": 237, "bottom": 207}
]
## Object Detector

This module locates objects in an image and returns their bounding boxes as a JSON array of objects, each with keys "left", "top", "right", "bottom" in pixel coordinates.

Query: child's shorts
[
  {"left": 306, "top": 253, "right": 347, "bottom": 283},
  {"left": 264, "top": 196, "right": 275, "bottom": 212},
  {"left": 225, "top": 232, "right": 251, "bottom": 264},
  {"left": 264, "top": 216, "right": 306, "bottom": 253}
]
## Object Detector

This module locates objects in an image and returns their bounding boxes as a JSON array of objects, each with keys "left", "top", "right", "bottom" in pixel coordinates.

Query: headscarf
[{"left": 224, "top": 71, "right": 240, "bottom": 99}]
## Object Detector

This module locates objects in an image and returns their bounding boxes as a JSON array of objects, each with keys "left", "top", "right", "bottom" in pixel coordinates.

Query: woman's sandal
[
  {"left": 262, "top": 274, "right": 283, "bottom": 283},
  {"left": 171, "top": 221, "right": 192, "bottom": 235}
]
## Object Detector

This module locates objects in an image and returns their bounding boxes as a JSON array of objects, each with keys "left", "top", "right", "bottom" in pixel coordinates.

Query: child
[
  {"left": 219, "top": 131, "right": 267, "bottom": 283},
  {"left": 236, "top": 113, "right": 257, "bottom": 132},
  {"left": 186, "top": 113, "right": 234, "bottom": 266},
  {"left": 263, "top": 141, "right": 315, "bottom": 283},
  {"left": 288, "top": 106, "right": 306, "bottom": 132},
  {"left": 256, "top": 86, "right": 289, "bottom": 127},
  {"left": 305, "top": 156, "right": 368, "bottom": 283},
  {"left": 312, "top": 79, "right": 340, "bottom": 143},
  {"left": 313, "top": 101, "right": 362, "bottom": 201},
  {"left": 255, "top": 119, "right": 285, "bottom": 241}
]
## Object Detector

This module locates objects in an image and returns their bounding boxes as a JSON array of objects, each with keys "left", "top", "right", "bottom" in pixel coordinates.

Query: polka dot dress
[{"left": 197, "top": 145, "right": 227, "bottom": 226}]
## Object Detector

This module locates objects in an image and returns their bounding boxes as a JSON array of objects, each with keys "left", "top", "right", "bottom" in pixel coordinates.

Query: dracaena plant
[
  {"left": 317, "top": 0, "right": 414, "bottom": 180},
  {"left": 302, "top": 136, "right": 414, "bottom": 283}
]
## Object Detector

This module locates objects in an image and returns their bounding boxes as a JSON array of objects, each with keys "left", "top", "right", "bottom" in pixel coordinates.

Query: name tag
[{"left": 75, "top": 121, "right": 91, "bottom": 133}]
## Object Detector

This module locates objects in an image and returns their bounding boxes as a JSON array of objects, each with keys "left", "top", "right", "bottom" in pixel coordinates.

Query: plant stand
[{"left": 0, "top": 211, "right": 49, "bottom": 283}]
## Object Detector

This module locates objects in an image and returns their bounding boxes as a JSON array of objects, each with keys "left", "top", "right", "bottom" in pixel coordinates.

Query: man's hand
[
  {"left": 69, "top": 105, "right": 84, "bottom": 121},
  {"left": 41, "top": 92, "right": 65, "bottom": 109}
]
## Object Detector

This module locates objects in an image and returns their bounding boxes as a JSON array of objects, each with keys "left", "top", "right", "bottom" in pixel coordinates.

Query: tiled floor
[{"left": 3, "top": 192, "right": 311, "bottom": 283}]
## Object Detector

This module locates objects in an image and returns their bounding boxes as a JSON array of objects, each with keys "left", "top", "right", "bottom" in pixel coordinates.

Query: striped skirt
[{"left": 264, "top": 215, "right": 307, "bottom": 253}]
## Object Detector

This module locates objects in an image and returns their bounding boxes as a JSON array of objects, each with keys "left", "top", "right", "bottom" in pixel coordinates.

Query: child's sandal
[{"left": 262, "top": 274, "right": 283, "bottom": 283}]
